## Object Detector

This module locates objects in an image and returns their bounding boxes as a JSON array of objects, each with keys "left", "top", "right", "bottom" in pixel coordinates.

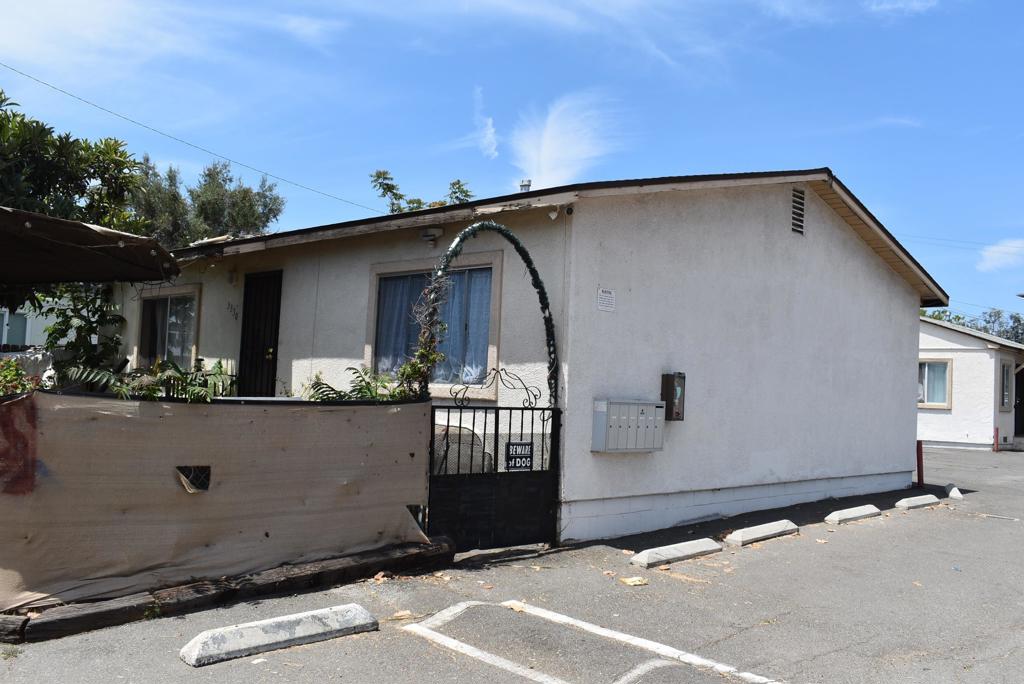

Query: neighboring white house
[
  {"left": 115, "top": 168, "right": 948, "bottom": 542},
  {"left": 918, "top": 316, "right": 1024, "bottom": 450},
  {"left": 1, "top": 308, "right": 48, "bottom": 349}
]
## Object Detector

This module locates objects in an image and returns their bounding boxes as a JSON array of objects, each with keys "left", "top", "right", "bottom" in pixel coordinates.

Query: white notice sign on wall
[{"left": 597, "top": 287, "right": 616, "bottom": 312}]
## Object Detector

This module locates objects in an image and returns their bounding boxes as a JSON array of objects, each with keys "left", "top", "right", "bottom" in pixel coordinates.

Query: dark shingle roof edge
[{"left": 169, "top": 167, "right": 947, "bottom": 307}]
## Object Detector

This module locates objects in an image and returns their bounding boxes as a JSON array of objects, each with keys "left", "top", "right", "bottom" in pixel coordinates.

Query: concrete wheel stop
[
  {"left": 180, "top": 603, "right": 377, "bottom": 667},
  {"left": 630, "top": 538, "right": 722, "bottom": 568},
  {"left": 895, "top": 494, "right": 940, "bottom": 510},
  {"left": 724, "top": 520, "right": 798, "bottom": 547},
  {"left": 824, "top": 504, "right": 881, "bottom": 525}
]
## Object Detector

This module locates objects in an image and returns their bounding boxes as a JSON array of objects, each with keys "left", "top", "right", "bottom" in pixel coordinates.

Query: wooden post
[
  {"left": 916, "top": 439, "right": 924, "bottom": 488},
  {"left": 994, "top": 427, "right": 1000, "bottom": 453}
]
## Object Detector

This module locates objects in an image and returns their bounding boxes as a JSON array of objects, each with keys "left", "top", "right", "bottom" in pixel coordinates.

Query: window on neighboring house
[
  {"left": 139, "top": 292, "right": 198, "bottom": 368},
  {"left": 1, "top": 310, "right": 28, "bottom": 346},
  {"left": 918, "top": 360, "right": 950, "bottom": 408},
  {"left": 374, "top": 267, "right": 492, "bottom": 385},
  {"left": 1001, "top": 361, "right": 1013, "bottom": 410}
]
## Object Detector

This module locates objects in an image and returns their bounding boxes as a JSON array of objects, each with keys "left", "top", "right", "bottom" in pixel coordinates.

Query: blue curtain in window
[
  {"left": 374, "top": 273, "right": 428, "bottom": 376},
  {"left": 374, "top": 268, "right": 491, "bottom": 384}
]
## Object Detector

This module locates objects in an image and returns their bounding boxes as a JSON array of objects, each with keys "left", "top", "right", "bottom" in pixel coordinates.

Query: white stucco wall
[
  {"left": 917, "top": 320, "right": 1020, "bottom": 448},
  {"left": 118, "top": 208, "right": 566, "bottom": 404},
  {"left": 558, "top": 183, "right": 921, "bottom": 540}
]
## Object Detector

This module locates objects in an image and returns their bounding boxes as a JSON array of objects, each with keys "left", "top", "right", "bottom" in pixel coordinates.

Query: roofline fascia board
[
  {"left": 828, "top": 177, "right": 948, "bottom": 307},
  {"left": 206, "top": 177, "right": 837, "bottom": 257},
  {"left": 920, "top": 316, "right": 1024, "bottom": 352},
  {"left": 575, "top": 171, "right": 831, "bottom": 200},
  {"left": 171, "top": 168, "right": 833, "bottom": 259}
]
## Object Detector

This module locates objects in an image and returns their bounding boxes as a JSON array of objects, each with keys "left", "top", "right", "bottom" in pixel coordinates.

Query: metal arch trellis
[{"left": 418, "top": 220, "right": 559, "bottom": 406}]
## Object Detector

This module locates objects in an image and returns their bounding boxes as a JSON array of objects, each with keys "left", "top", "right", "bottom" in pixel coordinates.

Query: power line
[{"left": 0, "top": 60, "right": 384, "bottom": 215}]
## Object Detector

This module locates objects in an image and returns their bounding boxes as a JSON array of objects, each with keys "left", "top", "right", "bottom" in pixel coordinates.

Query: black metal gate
[{"left": 427, "top": 399, "right": 560, "bottom": 551}]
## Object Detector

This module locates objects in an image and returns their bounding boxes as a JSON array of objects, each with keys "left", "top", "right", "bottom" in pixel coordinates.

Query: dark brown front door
[{"left": 237, "top": 270, "right": 283, "bottom": 397}]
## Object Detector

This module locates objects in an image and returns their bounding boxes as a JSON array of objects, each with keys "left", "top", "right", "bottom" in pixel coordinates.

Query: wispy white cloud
[
  {"left": 510, "top": 91, "right": 619, "bottom": 189},
  {"left": 1, "top": 1, "right": 347, "bottom": 76},
  {"left": 977, "top": 239, "right": 1024, "bottom": 272},
  {"left": 442, "top": 87, "right": 500, "bottom": 159},
  {"left": 272, "top": 14, "right": 349, "bottom": 49},
  {"left": 863, "top": 0, "right": 939, "bottom": 15},
  {"left": 753, "top": 0, "right": 836, "bottom": 23},
  {"left": 473, "top": 87, "right": 499, "bottom": 159},
  {"left": 844, "top": 115, "right": 924, "bottom": 132}
]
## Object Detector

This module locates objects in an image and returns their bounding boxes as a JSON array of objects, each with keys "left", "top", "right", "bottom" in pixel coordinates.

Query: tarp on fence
[{"left": 0, "top": 391, "right": 430, "bottom": 611}]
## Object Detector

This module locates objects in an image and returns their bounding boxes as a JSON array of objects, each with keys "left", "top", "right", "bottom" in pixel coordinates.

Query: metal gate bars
[{"left": 426, "top": 404, "right": 561, "bottom": 551}]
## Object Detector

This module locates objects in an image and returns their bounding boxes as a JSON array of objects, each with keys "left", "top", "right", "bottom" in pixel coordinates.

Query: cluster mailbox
[{"left": 591, "top": 399, "right": 666, "bottom": 453}]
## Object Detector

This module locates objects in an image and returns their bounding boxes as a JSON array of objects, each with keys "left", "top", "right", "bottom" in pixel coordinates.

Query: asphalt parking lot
[{"left": 5, "top": 446, "right": 1024, "bottom": 683}]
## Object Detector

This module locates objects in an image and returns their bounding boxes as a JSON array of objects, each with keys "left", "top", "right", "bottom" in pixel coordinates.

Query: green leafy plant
[
  {"left": 64, "top": 359, "right": 233, "bottom": 403},
  {"left": 35, "top": 284, "right": 125, "bottom": 382},
  {"left": 0, "top": 358, "right": 40, "bottom": 395},
  {"left": 303, "top": 366, "right": 419, "bottom": 402}
]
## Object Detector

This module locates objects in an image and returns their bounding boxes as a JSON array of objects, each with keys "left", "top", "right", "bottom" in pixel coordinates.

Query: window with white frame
[
  {"left": 1001, "top": 361, "right": 1013, "bottom": 410},
  {"left": 374, "top": 267, "right": 492, "bottom": 385},
  {"left": 918, "top": 360, "right": 950, "bottom": 408},
  {"left": 1, "top": 310, "right": 29, "bottom": 347},
  {"left": 139, "top": 289, "right": 199, "bottom": 368}
]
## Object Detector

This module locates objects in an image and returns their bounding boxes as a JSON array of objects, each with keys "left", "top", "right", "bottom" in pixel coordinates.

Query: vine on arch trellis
[{"left": 412, "top": 220, "right": 559, "bottom": 406}]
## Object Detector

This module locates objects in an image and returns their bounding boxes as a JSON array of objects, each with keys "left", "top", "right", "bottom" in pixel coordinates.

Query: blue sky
[{"left": 2, "top": 0, "right": 1023, "bottom": 316}]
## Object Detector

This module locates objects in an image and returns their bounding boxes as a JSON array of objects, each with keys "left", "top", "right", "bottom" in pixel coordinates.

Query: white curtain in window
[{"left": 926, "top": 362, "right": 947, "bottom": 404}]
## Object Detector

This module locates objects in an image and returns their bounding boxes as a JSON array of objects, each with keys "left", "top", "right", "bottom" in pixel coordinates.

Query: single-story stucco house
[
  {"left": 918, "top": 316, "right": 1024, "bottom": 450},
  {"left": 114, "top": 167, "right": 947, "bottom": 544}
]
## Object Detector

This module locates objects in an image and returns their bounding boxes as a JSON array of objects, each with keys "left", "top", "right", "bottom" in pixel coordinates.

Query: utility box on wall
[
  {"left": 661, "top": 372, "right": 685, "bottom": 421},
  {"left": 591, "top": 400, "right": 665, "bottom": 453}
]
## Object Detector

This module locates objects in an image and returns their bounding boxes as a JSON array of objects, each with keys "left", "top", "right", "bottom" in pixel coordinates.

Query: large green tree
[
  {"left": 129, "top": 154, "right": 191, "bottom": 247},
  {"left": 0, "top": 91, "right": 143, "bottom": 231},
  {"left": 187, "top": 161, "right": 284, "bottom": 240},
  {"left": 130, "top": 159, "right": 285, "bottom": 246},
  {"left": 0, "top": 89, "right": 138, "bottom": 371}
]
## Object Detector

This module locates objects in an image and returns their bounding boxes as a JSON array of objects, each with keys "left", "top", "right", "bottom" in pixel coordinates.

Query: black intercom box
[{"left": 661, "top": 372, "right": 685, "bottom": 421}]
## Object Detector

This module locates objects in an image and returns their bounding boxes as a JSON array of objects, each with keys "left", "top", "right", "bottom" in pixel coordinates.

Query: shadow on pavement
[{"left": 455, "top": 483, "right": 954, "bottom": 567}]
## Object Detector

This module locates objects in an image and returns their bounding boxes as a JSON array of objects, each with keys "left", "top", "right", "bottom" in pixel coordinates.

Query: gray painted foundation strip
[{"left": 180, "top": 603, "right": 377, "bottom": 667}]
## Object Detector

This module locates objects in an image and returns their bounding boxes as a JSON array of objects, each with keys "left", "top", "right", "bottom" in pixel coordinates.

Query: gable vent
[{"left": 791, "top": 187, "right": 806, "bottom": 234}]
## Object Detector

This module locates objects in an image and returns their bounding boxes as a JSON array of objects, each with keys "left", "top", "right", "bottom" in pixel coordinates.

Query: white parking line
[
  {"left": 404, "top": 621, "right": 570, "bottom": 684},
  {"left": 404, "top": 601, "right": 570, "bottom": 684},
  {"left": 611, "top": 658, "right": 676, "bottom": 684},
  {"left": 502, "top": 601, "right": 777, "bottom": 684},
  {"left": 402, "top": 600, "right": 779, "bottom": 684}
]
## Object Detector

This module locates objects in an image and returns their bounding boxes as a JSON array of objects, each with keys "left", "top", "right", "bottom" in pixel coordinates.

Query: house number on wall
[{"left": 505, "top": 442, "right": 534, "bottom": 471}]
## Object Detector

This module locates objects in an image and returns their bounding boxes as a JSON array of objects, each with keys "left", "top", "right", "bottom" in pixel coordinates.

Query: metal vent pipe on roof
[{"left": 519, "top": 179, "right": 532, "bottom": 192}]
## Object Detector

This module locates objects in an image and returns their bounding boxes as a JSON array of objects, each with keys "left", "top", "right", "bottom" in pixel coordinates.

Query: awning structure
[{"left": 0, "top": 206, "right": 179, "bottom": 285}]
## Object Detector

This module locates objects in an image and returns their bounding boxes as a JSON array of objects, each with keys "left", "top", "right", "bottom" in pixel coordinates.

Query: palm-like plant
[{"left": 64, "top": 359, "right": 234, "bottom": 403}]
